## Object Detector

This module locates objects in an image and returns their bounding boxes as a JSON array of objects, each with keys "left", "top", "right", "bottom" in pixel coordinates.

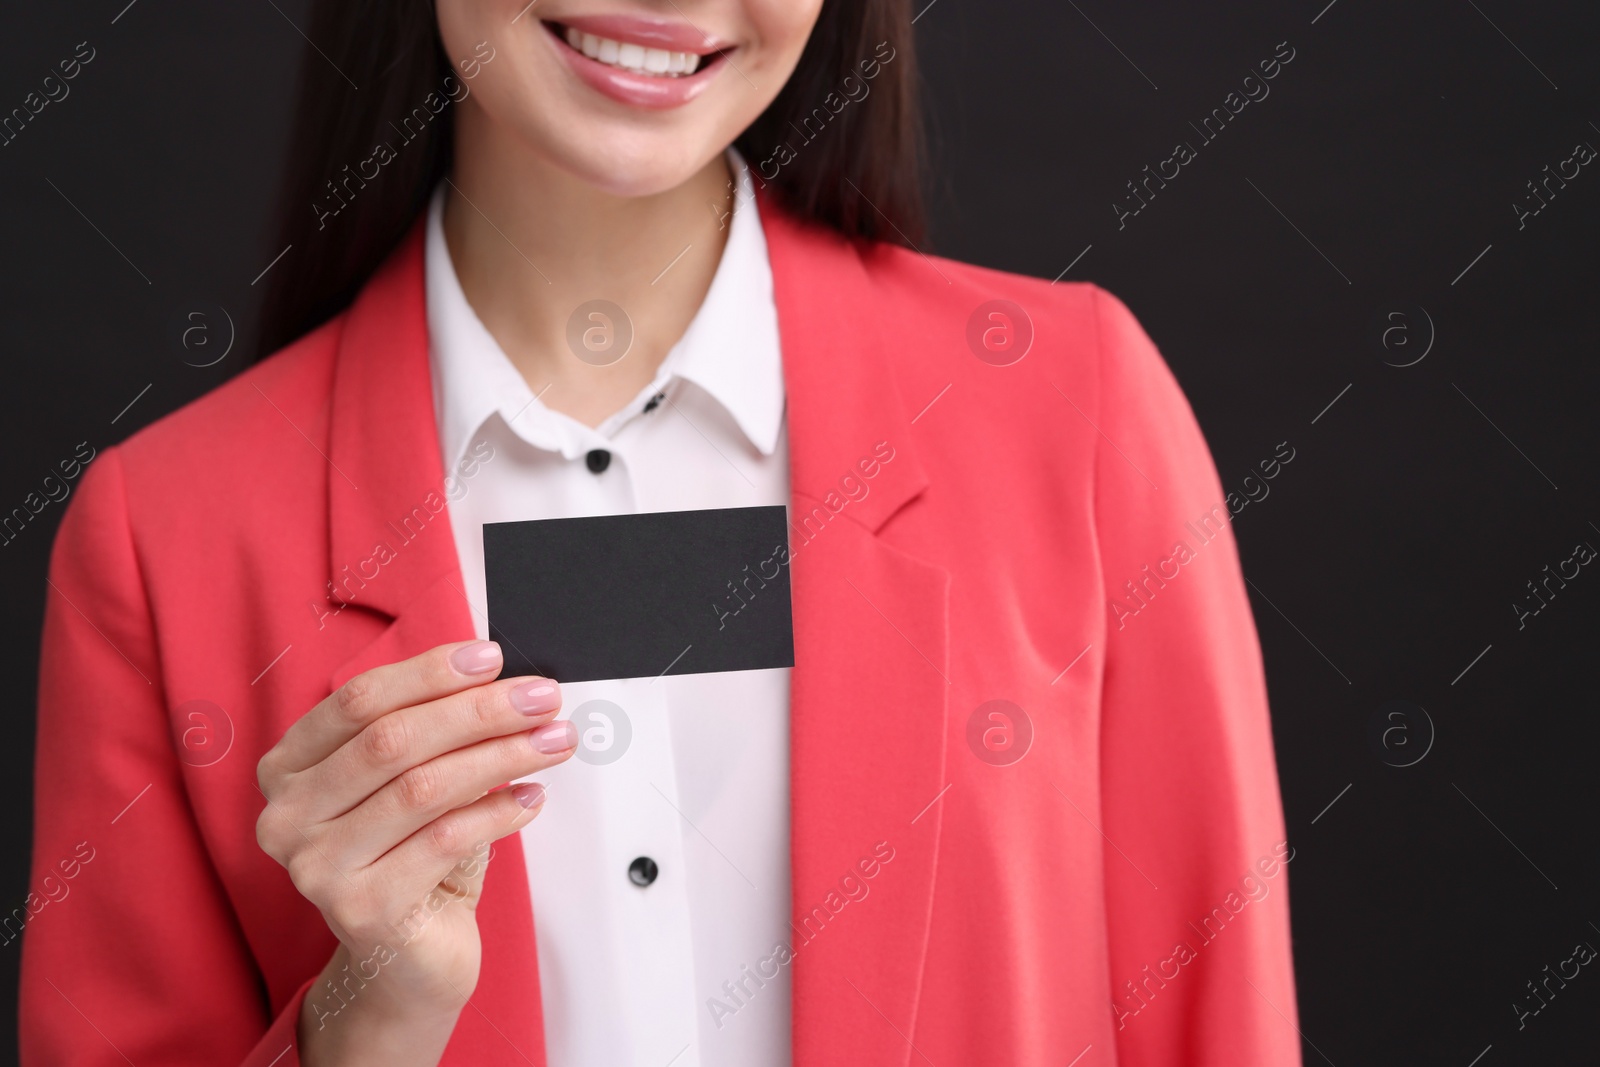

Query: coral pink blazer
[{"left": 22, "top": 190, "right": 1300, "bottom": 1065}]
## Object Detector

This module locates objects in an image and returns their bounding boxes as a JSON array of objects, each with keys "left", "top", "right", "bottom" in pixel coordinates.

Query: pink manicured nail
[
  {"left": 450, "top": 641, "right": 502, "bottom": 675},
  {"left": 512, "top": 782, "right": 546, "bottom": 810},
  {"left": 510, "top": 679, "right": 561, "bottom": 715},
  {"left": 531, "top": 720, "right": 577, "bottom": 754}
]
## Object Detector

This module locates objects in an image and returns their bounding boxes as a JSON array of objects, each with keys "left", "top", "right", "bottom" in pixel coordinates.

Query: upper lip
[{"left": 544, "top": 13, "right": 731, "bottom": 56}]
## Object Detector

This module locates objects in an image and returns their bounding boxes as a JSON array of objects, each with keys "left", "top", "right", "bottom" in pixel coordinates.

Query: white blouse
[{"left": 425, "top": 150, "right": 792, "bottom": 1067}]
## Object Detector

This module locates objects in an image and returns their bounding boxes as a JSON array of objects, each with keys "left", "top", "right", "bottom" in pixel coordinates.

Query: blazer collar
[
  {"left": 324, "top": 191, "right": 948, "bottom": 1066},
  {"left": 325, "top": 218, "right": 461, "bottom": 624},
  {"left": 755, "top": 187, "right": 929, "bottom": 533}
]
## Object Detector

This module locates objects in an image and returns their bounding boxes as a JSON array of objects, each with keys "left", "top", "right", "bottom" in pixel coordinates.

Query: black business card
[{"left": 484, "top": 506, "right": 795, "bottom": 683}]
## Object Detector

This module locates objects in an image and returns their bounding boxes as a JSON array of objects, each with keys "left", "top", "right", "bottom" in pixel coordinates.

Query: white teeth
[{"left": 560, "top": 25, "right": 703, "bottom": 76}]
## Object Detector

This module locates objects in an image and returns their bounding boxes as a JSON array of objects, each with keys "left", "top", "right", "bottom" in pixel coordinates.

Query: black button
[
  {"left": 628, "top": 856, "right": 658, "bottom": 887},
  {"left": 642, "top": 392, "right": 666, "bottom": 414},
  {"left": 585, "top": 449, "right": 611, "bottom": 474}
]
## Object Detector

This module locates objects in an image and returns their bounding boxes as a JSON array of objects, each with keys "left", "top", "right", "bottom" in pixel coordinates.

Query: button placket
[{"left": 605, "top": 676, "right": 698, "bottom": 1060}]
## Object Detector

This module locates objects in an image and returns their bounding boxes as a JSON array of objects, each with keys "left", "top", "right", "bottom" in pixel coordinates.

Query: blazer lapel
[
  {"left": 324, "top": 220, "right": 547, "bottom": 1066},
  {"left": 761, "top": 195, "right": 950, "bottom": 1066}
]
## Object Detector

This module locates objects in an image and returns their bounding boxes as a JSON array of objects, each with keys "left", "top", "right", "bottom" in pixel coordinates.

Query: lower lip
[{"left": 542, "top": 22, "right": 728, "bottom": 110}]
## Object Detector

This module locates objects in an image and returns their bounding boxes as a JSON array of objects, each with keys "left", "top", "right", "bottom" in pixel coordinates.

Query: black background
[{"left": 3, "top": 1, "right": 1597, "bottom": 1063}]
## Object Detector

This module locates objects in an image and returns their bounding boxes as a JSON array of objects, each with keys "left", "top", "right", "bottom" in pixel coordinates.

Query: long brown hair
[{"left": 256, "top": 0, "right": 925, "bottom": 358}]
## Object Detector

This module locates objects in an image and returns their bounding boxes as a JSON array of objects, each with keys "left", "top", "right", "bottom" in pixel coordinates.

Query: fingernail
[
  {"left": 509, "top": 679, "right": 561, "bottom": 715},
  {"left": 531, "top": 720, "right": 578, "bottom": 754},
  {"left": 512, "top": 782, "right": 546, "bottom": 810},
  {"left": 450, "top": 641, "right": 502, "bottom": 675}
]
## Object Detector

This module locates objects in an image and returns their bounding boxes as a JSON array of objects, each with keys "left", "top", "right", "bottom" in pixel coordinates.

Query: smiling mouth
[{"left": 543, "top": 21, "right": 727, "bottom": 78}]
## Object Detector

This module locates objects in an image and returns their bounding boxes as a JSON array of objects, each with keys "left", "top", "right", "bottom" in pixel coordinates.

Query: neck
[{"left": 442, "top": 103, "right": 734, "bottom": 428}]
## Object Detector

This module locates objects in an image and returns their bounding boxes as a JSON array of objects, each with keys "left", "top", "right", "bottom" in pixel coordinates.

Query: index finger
[{"left": 262, "top": 640, "right": 505, "bottom": 778}]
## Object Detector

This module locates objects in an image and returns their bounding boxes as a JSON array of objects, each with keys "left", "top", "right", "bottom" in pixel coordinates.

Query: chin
[{"left": 538, "top": 120, "right": 728, "bottom": 199}]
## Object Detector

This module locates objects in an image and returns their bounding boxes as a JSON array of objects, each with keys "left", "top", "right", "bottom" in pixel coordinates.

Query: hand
[{"left": 254, "top": 640, "right": 576, "bottom": 1066}]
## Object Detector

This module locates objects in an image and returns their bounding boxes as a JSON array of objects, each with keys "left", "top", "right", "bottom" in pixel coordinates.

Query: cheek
[
  {"left": 435, "top": 0, "right": 509, "bottom": 67},
  {"left": 749, "top": 0, "right": 825, "bottom": 45},
  {"left": 745, "top": 0, "right": 826, "bottom": 74}
]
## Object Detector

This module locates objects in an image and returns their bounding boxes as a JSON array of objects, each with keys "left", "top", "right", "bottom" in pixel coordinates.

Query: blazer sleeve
[
  {"left": 1087, "top": 287, "right": 1303, "bottom": 1066},
  {"left": 21, "top": 447, "right": 311, "bottom": 1066}
]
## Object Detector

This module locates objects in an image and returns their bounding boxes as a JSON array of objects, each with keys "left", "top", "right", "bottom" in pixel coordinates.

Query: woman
[{"left": 21, "top": 0, "right": 1300, "bottom": 1064}]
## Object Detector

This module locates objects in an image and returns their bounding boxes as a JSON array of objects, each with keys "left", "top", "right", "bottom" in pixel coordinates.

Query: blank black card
[{"left": 484, "top": 506, "right": 795, "bottom": 683}]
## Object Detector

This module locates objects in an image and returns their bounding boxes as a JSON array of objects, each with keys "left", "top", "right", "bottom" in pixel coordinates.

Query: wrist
[{"left": 298, "top": 947, "right": 465, "bottom": 1067}]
